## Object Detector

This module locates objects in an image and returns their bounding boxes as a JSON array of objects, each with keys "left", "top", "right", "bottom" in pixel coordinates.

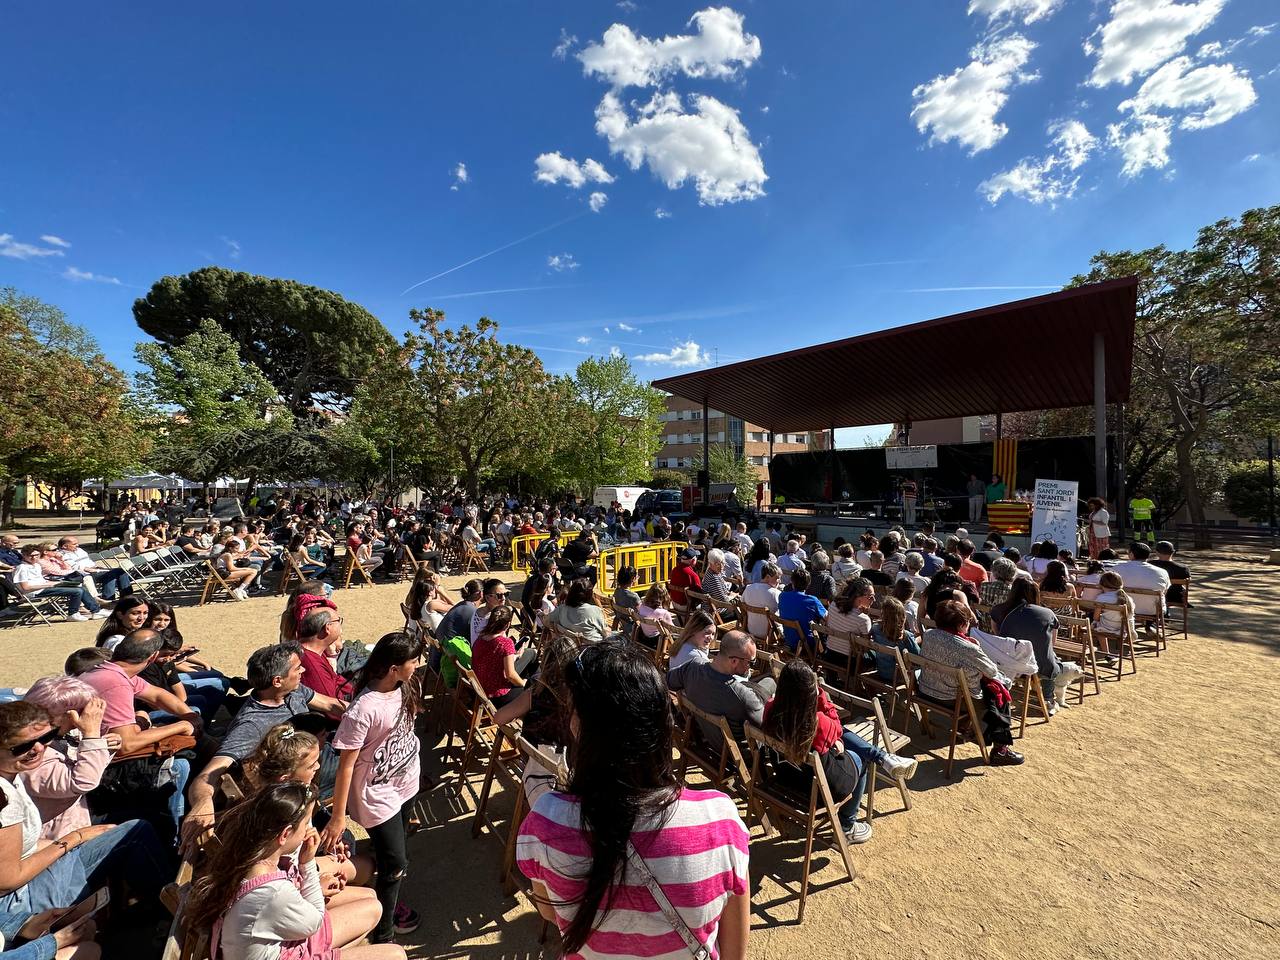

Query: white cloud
[
  {"left": 617, "top": 322, "right": 638, "bottom": 332},
  {"left": 608, "top": 345, "right": 623, "bottom": 358},
  {"left": 1119, "top": 56, "right": 1256, "bottom": 129},
  {"left": 1085, "top": 0, "right": 1226, "bottom": 88},
  {"left": 588, "top": 191, "right": 608, "bottom": 212},
  {"left": 221, "top": 236, "right": 242, "bottom": 260},
  {"left": 1198, "top": 22, "right": 1274, "bottom": 58},
  {"left": 1244, "top": 152, "right": 1262, "bottom": 162},
  {"left": 980, "top": 119, "right": 1099, "bottom": 204},
  {"left": 1107, "top": 113, "right": 1174, "bottom": 177},
  {"left": 967, "top": 0, "right": 1063, "bottom": 25},
  {"left": 62, "top": 266, "right": 122, "bottom": 285},
  {"left": 635, "top": 340, "right": 709, "bottom": 367},
  {"left": 603, "top": 326, "right": 611, "bottom": 334},
  {"left": 576, "top": 335, "right": 592, "bottom": 344},
  {"left": 654, "top": 207, "right": 672, "bottom": 219},
  {"left": 0, "top": 233, "right": 66, "bottom": 259},
  {"left": 617, "top": 0, "right": 638, "bottom": 12},
  {"left": 533, "top": 151, "right": 615, "bottom": 189},
  {"left": 578, "top": 6, "right": 761, "bottom": 89},
  {"left": 910, "top": 35, "right": 1038, "bottom": 154},
  {"left": 451, "top": 162, "right": 468, "bottom": 191},
  {"left": 547, "top": 253, "right": 580, "bottom": 272},
  {"left": 595, "top": 90, "right": 766, "bottom": 205},
  {"left": 552, "top": 28, "right": 577, "bottom": 60},
  {"left": 39, "top": 234, "right": 71, "bottom": 248}
]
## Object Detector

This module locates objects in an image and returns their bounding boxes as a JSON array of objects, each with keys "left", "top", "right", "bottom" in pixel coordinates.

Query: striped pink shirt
[{"left": 517, "top": 787, "right": 749, "bottom": 960}]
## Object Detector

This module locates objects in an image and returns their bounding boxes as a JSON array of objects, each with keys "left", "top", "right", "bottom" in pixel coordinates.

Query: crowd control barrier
[
  {"left": 597, "top": 541, "right": 682, "bottom": 593},
  {"left": 510, "top": 534, "right": 542, "bottom": 573}
]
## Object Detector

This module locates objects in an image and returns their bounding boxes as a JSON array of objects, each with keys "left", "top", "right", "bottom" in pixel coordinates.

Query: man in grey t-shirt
[{"left": 667, "top": 631, "right": 776, "bottom": 749}]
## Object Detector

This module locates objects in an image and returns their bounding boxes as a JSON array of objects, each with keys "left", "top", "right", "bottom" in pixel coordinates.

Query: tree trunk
[
  {"left": 1174, "top": 435, "right": 1211, "bottom": 549},
  {"left": 0, "top": 483, "right": 13, "bottom": 529}
]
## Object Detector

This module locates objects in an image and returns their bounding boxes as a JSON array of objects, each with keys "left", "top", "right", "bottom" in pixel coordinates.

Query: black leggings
[{"left": 366, "top": 805, "right": 411, "bottom": 941}]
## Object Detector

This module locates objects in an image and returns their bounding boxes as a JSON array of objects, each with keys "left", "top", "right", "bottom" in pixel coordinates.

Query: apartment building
[{"left": 655, "top": 394, "right": 812, "bottom": 500}]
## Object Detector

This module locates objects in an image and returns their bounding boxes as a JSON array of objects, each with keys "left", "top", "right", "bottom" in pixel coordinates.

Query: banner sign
[
  {"left": 1030, "top": 478, "right": 1079, "bottom": 547},
  {"left": 885, "top": 445, "right": 938, "bottom": 470}
]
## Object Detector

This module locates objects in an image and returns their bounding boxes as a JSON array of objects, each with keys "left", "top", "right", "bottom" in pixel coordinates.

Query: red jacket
[
  {"left": 668, "top": 563, "right": 701, "bottom": 606},
  {"left": 762, "top": 688, "right": 843, "bottom": 755}
]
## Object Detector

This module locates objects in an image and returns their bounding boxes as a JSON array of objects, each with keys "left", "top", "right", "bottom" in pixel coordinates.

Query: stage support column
[
  {"left": 1093, "top": 330, "right": 1107, "bottom": 502},
  {"left": 701, "top": 398, "right": 711, "bottom": 509},
  {"left": 1117, "top": 403, "right": 1127, "bottom": 544}
]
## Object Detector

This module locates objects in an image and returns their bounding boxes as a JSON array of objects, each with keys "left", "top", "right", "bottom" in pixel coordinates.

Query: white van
[{"left": 593, "top": 486, "right": 650, "bottom": 512}]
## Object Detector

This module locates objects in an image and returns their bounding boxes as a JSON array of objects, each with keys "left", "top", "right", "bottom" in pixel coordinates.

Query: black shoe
[{"left": 991, "top": 746, "right": 1025, "bottom": 766}]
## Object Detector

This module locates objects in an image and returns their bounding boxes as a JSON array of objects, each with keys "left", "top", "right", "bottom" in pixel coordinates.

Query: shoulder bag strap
[{"left": 626, "top": 841, "right": 710, "bottom": 960}]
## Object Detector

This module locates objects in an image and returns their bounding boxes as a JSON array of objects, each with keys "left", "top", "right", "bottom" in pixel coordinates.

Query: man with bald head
[{"left": 667, "top": 629, "right": 776, "bottom": 748}]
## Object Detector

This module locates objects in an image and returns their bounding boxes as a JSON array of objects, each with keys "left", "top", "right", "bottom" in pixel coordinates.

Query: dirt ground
[{"left": 2, "top": 538, "right": 1278, "bottom": 959}]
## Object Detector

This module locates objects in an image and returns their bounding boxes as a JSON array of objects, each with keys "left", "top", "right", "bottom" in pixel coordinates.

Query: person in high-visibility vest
[{"left": 1130, "top": 494, "right": 1156, "bottom": 543}]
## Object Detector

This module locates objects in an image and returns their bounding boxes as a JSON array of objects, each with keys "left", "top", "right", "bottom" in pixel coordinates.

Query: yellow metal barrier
[
  {"left": 597, "top": 541, "right": 683, "bottom": 593},
  {"left": 510, "top": 534, "right": 542, "bottom": 573}
]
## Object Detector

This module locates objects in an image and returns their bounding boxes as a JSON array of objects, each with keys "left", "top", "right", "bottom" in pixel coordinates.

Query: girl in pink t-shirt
[{"left": 321, "top": 633, "right": 424, "bottom": 944}]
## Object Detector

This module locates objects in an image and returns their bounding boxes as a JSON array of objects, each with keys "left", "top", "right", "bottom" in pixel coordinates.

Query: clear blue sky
[{"left": 3, "top": 1, "right": 1277, "bottom": 446}]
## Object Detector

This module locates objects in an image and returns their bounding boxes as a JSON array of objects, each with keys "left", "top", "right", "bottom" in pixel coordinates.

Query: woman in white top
[
  {"left": 1021, "top": 540, "right": 1057, "bottom": 579},
  {"left": 832, "top": 543, "right": 861, "bottom": 585},
  {"left": 1086, "top": 497, "right": 1111, "bottom": 559},
  {"left": 668, "top": 611, "right": 715, "bottom": 671},
  {"left": 187, "top": 782, "right": 403, "bottom": 960}
]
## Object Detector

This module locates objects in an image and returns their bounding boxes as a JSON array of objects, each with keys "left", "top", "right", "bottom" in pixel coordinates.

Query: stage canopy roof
[{"left": 652, "top": 278, "right": 1139, "bottom": 434}]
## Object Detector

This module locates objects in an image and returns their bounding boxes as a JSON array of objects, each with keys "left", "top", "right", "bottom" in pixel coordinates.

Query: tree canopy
[{"left": 132, "top": 266, "right": 394, "bottom": 416}]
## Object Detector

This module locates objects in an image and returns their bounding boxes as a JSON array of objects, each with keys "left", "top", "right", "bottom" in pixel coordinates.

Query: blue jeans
[
  {"left": 32, "top": 585, "right": 99, "bottom": 616},
  {"left": 475, "top": 538, "right": 497, "bottom": 555},
  {"left": 179, "top": 671, "right": 229, "bottom": 716},
  {"left": 836, "top": 731, "right": 886, "bottom": 830},
  {"left": 90, "top": 567, "right": 132, "bottom": 600},
  {"left": 0, "top": 819, "right": 170, "bottom": 915},
  {"left": 0, "top": 910, "right": 59, "bottom": 960}
]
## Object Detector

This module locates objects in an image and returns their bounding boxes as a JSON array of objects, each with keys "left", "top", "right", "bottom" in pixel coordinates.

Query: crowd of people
[{"left": 0, "top": 481, "right": 1194, "bottom": 959}]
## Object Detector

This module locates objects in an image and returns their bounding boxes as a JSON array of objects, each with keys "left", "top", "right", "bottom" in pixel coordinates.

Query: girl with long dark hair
[
  {"left": 188, "top": 782, "right": 403, "bottom": 960},
  {"left": 517, "top": 642, "right": 750, "bottom": 959},
  {"left": 93, "top": 596, "right": 148, "bottom": 650},
  {"left": 745, "top": 538, "right": 774, "bottom": 583},
  {"left": 762, "top": 660, "right": 916, "bottom": 845},
  {"left": 320, "top": 633, "right": 423, "bottom": 944}
]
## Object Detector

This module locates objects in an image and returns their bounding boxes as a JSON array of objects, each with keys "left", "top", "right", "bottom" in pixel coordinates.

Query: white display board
[
  {"left": 1030, "top": 478, "right": 1079, "bottom": 547},
  {"left": 885, "top": 445, "right": 938, "bottom": 470}
]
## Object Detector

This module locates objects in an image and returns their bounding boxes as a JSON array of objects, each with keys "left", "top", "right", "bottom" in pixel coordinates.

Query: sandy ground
[{"left": 2, "top": 532, "right": 1278, "bottom": 959}]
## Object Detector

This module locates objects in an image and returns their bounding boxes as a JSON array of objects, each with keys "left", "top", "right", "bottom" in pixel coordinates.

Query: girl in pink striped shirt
[{"left": 517, "top": 642, "right": 750, "bottom": 960}]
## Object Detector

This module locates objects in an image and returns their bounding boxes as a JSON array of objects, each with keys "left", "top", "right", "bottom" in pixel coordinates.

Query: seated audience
[
  {"left": 822, "top": 578, "right": 873, "bottom": 669},
  {"left": 667, "top": 549, "right": 702, "bottom": 608},
  {"left": 956, "top": 540, "right": 989, "bottom": 587},
  {"left": 1092, "top": 571, "right": 1135, "bottom": 660},
  {"left": 859, "top": 550, "right": 892, "bottom": 587},
  {"left": 870, "top": 596, "right": 921, "bottom": 682},
  {"left": 891, "top": 577, "right": 921, "bottom": 634},
  {"left": 979, "top": 557, "right": 1018, "bottom": 609},
  {"left": 547, "top": 579, "right": 610, "bottom": 644},
  {"left": 610, "top": 565, "right": 640, "bottom": 613},
  {"left": 472, "top": 607, "right": 527, "bottom": 706},
  {"left": 1111, "top": 542, "right": 1171, "bottom": 617},
  {"left": 1150, "top": 541, "right": 1190, "bottom": 606},
  {"left": 994, "top": 580, "right": 1081, "bottom": 711},
  {"left": 739, "top": 563, "right": 781, "bottom": 643},
  {"left": 701, "top": 549, "right": 734, "bottom": 603},
  {"left": 10, "top": 546, "right": 106, "bottom": 622},
  {"left": 1038, "top": 560, "right": 1077, "bottom": 602},
  {"left": 636, "top": 584, "right": 676, "bottom": 642},
  {"left": 776, "top": 569, "right": 826, "bottom": 655},
  {"left": 668, "top": 631, "right": 775, "bottom": 749},
  {"left": 807, "top": 553, "right": 837, "bottom": 605},
  {"left": 832, "top": 543, "right": 861, "bottom": 585}
]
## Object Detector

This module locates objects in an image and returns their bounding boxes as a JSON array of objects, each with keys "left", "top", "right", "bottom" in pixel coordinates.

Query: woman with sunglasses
[
  {"left": 517, "top": 642, "right": 750, "bottom": 960},
  {"left": 0, "top": 701, "right": 169, "bottom": 917},
  {"left": 186, "top": 782, "right": 404, "bottom": 960}
]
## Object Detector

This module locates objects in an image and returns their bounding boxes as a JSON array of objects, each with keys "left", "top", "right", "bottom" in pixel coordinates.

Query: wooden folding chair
[
  {"left": 1089, "top": 600, "right": 1139, "bottom": 679},
  {"left": 639, "top": 616, "right": 675, "bottom": 669},
  {"left": 740, "top": 600, "right": 783, "bottom": 651},
  {"left": 1010, "top": 673, "right": 1052, "bottom": 737},
  {"left": 459, "top": 541, "right": 490, "bottom": 574},
  {"left": 863, "top": 638, "right": 915, "bottom": 725},
  {"left": 773, "top": 612, "right": 819, "bottom": 667},
  {"left": 1127, "top": 586, "right": 1168, "bottom": 656},
  {"left": 160, "top": 857, "right": 209, "bottom": 960},
  {"left": 1167, "top": 577, "right": 1191, "bottom": 639},
  {"left": 470, "top": 720, "right": 526, "bottom": 847},
  {"left": 198, "top": 560, "right": 241, "bottom": 605},
  {"left": 743, "top": 721, "right": 856, "bottom": 922},
  {"left": 1053, "top": 615, "right": 1100, "bottom": 701},
  {"left": 339, "top": 549, "right": 375, "bottom": 589},
  {"left": 672, "top": 693, "right": 770, "bottom": 830},
  {"left": 276, "top": 551, "right": 308, "bottom": 596},
  {"left": 821, "top": 681, "right": 913, "bottom": 818},
  {"left": 496, "top": 737, "right": 564, "bottom": 945},
  {"left": 900, "top": 652, "right": 990, "bottom": 777},
  {"left": 811, "top": 625, "right": 858, "bottom": 690}
]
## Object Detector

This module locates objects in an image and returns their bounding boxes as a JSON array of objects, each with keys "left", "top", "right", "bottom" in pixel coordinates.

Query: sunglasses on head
[{"left": 9, "top": 728, "right": 58, "bottom": 758}]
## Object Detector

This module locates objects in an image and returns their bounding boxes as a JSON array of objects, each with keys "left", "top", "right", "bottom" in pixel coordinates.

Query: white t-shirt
[
  {"left": 669, "top": 643, "right": 711, "bottom": 672},
  {"left": 0, "top": 774, "right": 42, "bottom": 858},
  {"left": 824, "top": 607, "right": 872, "bottom": 656},
  {"left": 832, "top": 558, "right": 861, "bottom": 584},
  {"left": 1089, "top": 509, "right": 1111, "bottom": 538},
  {"left": 60, "top": 547, "right": 93, "bottom": 571},
  {"left": 1109, "top": 560, "right": 1170, "bottom": 614},
  {"left": 741, "top": 582, "right": 780, "bottom": 638},
  {"left": 11, "top": 563, "right": 48, "bottom": 590}
]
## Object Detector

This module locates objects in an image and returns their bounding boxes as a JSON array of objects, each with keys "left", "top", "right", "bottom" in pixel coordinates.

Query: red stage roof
[{"left": 652, "top": 278, "right": 1139, "bottom": 433}]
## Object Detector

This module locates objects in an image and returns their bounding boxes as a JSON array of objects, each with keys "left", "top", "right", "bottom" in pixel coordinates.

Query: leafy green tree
[
  {"left": 649, "top": 469, "right": 687, "bottom": 490},
  {"left": 350, "top": 310, "right": 559, "bottom": 497},
  {"left": 132, "top": 266, "right": 394, "bottom": 415},
  {"left": 556, "top": 356, "right": 666, "bottom": 496},
  {"left": 0, "top": 290, "right": 147, "bottom": 524},
  {"left": 135, "top": 319, "right": 285, "bottom": 491},
  {"left": 690, "top": 443, "right": 757, "bottom": 496},
  {"left": 1223, "top": 460, "right": 1279, "bottom": 525}
]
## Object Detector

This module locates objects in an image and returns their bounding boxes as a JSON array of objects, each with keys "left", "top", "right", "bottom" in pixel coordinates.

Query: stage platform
[{"left": 755, "top": 507, "right": 1036, "bottom": 554}]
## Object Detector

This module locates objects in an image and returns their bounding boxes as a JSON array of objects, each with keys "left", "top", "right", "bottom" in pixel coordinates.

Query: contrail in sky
[{"left": 399, "top": 213, "right": 585, "bottom": 297}]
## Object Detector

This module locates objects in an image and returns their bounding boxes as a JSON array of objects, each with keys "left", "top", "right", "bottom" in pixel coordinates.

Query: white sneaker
[
  {"left": 879, "top": 753, "right": 918, "bottom": 782},
  {"left": 90, "top": 610, "right": 110, "bottom": 619},
  {"left": 844, "top": 820, "right": 873, "bottom": 844},
  {"left": 233, "top": 588, "right": 248, "bottom": 601},
  {"left": 68, "top": 613, "right": 90, "bottom": 622}
]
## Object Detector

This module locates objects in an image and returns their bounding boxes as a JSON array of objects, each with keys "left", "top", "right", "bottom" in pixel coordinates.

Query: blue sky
[{"left": 2, "top": 1, "right": 1277, "bottom": 445}]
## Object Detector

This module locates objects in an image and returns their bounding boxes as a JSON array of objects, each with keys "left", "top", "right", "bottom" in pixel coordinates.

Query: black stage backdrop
[{"left": 770, "top": 436, "right": 1119, "bottom": 509}]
